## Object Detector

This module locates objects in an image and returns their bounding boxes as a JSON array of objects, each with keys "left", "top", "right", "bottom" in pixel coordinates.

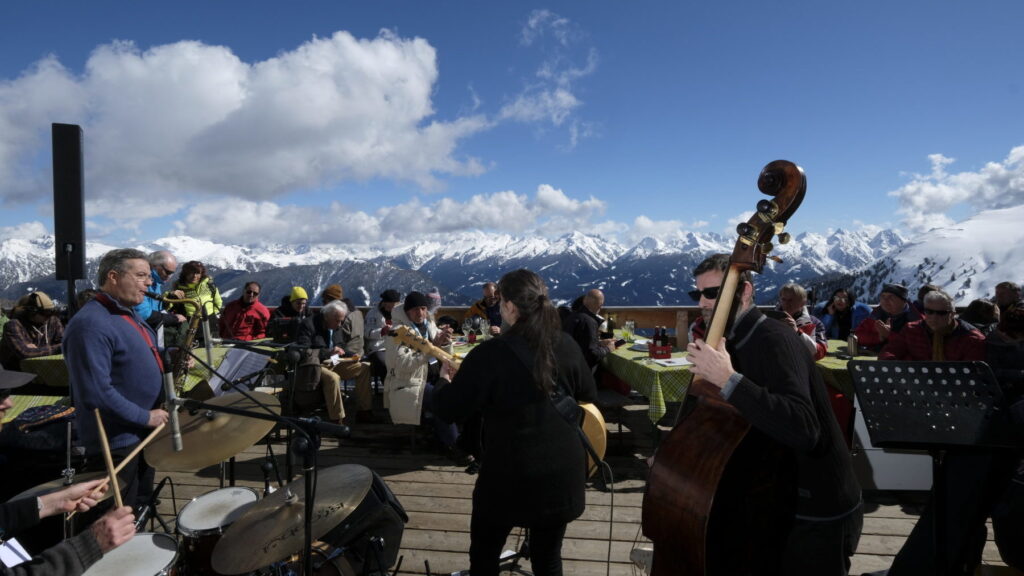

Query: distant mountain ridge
[{"left": 2, "top": 207, "right": 1019, "bottom": 309}]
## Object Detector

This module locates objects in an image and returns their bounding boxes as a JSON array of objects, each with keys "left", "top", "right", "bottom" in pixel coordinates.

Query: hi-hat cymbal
[
  {"left": 211, "top": 464, "right": 373, "bottom": 575},
  {"left": 146, "top": 391, "right": 280, "bottom": 471},
  {"left": 6, "top": 471, "right": 123, "bottom": 505}
]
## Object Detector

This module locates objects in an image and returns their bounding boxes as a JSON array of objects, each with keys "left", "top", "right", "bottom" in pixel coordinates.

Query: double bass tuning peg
[{"left": 778, "top": 232, "right": 792, "bottom": 244}]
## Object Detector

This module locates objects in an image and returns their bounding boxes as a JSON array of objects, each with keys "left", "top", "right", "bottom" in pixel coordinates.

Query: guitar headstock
[{"left": 730, "top": 160, "right": 806, "bottom": 274}]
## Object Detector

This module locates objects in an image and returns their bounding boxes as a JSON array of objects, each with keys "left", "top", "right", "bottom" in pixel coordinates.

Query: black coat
[
  {"left": 433, "top": 332, "right": 597, "bottom": 526},
  {"left": 562, "top": 307, "right": 608, "bottom": 369}
]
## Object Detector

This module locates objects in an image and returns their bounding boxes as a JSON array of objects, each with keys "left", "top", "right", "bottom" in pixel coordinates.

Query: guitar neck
[{"left": 394, "top": 325, "right": 462, "bottom": 369}]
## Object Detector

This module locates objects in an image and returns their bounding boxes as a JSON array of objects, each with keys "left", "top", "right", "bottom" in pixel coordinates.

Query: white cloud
[
  {"left": 624, "top": 215, "right": 709, "bottom": 244},
  {"left": 177, "top": 184, "right": 609, "bottom": 245},
  {"left": 0, "top": 31, "right": 490, "bottom": 215},
  {"left": 0, "top": 221, "right": 49, "bottom": 241},
  {"left": 889, "top": 146, "right": 1024, "bottom": 233},
  {"left": 504, "top": 10, "right": 599, "bottom": 148}
]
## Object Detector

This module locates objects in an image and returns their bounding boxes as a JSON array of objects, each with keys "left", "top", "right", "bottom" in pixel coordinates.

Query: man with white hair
[{"left": 294, "top": 300, "right": 349, "bottom": 427}]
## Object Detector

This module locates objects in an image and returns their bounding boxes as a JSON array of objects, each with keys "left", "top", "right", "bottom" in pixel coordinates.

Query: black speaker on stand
[{"left": 52, "top": 123, "right": 86, "bottom": 317}]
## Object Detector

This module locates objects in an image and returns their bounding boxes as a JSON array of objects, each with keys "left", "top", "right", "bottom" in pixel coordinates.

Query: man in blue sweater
[{"left": 64, "top": 248, "right": 170, "bottom": 511}]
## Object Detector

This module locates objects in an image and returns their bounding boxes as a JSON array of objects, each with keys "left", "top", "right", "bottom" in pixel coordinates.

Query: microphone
[{"left": 162, "top": 349, "right": 184, "bottom": 452}]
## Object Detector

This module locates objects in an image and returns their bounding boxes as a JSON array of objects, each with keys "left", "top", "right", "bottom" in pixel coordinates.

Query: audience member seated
[
  {"left": 218, "top": 281, "right": 270, "bottom": 341},
  {"left": 911, "top": 283, "right": 941, "bottom": 316},
  {"left": 364, "top": 289, "right": 400, "bottom": 383},
  {"left": 385, "top": 291, "right": 463, "bottom": 461},
  {"left": 879, "top": 289, "right": 985, "bottom": 361},
  {"left": 170, "top": 260, "right": 223, "bottom": 342},
  {"left": 464, "top": 282, "right": 502, "bottom": 336},
  {"left": 293, "top": 300, "right": 349, "bottom": 426},
  {"left": 268, "top": 286, "right": 309, "bottom": 343},
  {"left": 818, "top": 288, "right": 873, "bottom": 341},
  {"left": 777, "top": 282, "right": 828, "bottom": 360},
  {"left": 959, "top": 297, "right": 1000, "bottom": 336},
  {"left": 0, "top": 292, "right": 64, "bottom": 370},
  {"left": 853, "top": 283, "right": 921, "bottom": 351},
  {"left": 436, "top": 315, "right": 460, "bottom": 334},
  {"left": 996, "top": 281, "right": 1022, "bottom": 314},
  {"left": 879, "top": 297, "right": 1018, "bottom": 576},
  {"left": 320, "top": 285, "right": 375, "bottom": 423},
  {"left": 133, "top": 250, "right": 186, "bottom": 337},
  {"left": 562, "top": 289, "right": 617, "bottom": 370}
]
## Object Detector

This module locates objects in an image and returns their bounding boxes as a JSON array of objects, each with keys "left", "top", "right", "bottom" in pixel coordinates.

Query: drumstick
[
  {"left": 94, "top": 409, "right": 124, "bottom": 509},
  {"left": 67, "top": 422, "right": 168, "bottom": 519}
]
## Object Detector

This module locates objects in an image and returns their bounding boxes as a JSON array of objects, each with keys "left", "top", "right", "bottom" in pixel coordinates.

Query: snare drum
[
  {"left": 176, "top": 486, "right": 259, "bottom": 576},
  {"left": 82, "top": 532, "right": 178, "bottom": 575}
]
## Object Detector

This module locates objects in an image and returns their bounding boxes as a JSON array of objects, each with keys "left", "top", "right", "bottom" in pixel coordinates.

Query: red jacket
[
  {"left": 879, "top": 319, "right": 986, "bottom": 362},
  {"left": 218, "top": 298, "right": 270, "bottom": 341}
]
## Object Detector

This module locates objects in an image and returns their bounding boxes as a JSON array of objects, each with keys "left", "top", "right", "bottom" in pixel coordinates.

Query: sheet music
[
  {"left": 1, "top": 537, "right": 32, "bottom": 567},
  {"left": 208, "top": 348, "right": 270, "bottom": 396}
]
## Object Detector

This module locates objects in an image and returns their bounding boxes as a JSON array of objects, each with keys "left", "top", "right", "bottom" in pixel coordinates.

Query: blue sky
[{"left": 2, "top": 1, "right": 1023, "bottom": 248}]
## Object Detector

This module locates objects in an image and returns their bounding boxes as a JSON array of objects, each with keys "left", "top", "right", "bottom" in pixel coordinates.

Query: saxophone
[{"left": 152, "top": 293, "right": 204, "bottom": 395}]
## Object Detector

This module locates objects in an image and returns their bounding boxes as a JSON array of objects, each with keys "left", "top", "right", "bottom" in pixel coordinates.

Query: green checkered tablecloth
[
  {"left": 19, "top": 354, "right": 69, "bottom": 388},
  {"left": 16, "top": 347, "right": 241, "bottom": 394},
  {"left": 603, "top": 339, "right": 872, "bottom": 425},
  {"left": 601, "top": 345, "right": 694, "bottom": 424}
]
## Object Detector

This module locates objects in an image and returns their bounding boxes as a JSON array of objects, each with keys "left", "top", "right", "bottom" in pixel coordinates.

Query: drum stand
[
  {"left": 498, "top": 529, "right": 534, "bottom": 575},
  {"left": 135, "top": 476, "right": 174, "bottom": 533}
]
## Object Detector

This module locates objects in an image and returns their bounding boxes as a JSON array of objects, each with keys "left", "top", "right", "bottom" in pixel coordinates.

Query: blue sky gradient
[{"left": 1, "top": 1, "right": 1022, "bottom": 247}]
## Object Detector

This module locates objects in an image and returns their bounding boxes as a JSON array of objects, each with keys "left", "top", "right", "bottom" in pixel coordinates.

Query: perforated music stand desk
[{"left": 848, "top": 360, "right": 1015, "bottom": 576}]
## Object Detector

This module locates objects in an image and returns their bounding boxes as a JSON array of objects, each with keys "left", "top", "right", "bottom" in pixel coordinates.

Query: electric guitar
[{"left": 392, "top": 324, "right": 607, "bottom": 476}]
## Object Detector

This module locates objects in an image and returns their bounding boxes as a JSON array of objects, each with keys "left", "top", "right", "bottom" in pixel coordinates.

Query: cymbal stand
[
  {"left": 498, "top": 528, "right": 533, "bottom": 575},
  {"left": 175, "top": 397, "right": 344, "bottom": 576}
]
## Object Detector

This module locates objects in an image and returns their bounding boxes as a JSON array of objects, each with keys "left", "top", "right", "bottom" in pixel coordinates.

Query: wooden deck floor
[{"left": 151, "top": 398, "right": 1014, "bottom": 576}]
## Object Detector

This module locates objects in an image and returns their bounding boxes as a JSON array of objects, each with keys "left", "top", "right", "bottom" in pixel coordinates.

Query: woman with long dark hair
[{"left": 433, "top": 269, "right": 597, "bottom": 576}]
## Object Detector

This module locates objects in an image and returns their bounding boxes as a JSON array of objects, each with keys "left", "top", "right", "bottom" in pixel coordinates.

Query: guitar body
[
  {"left": 641, "top": 160, "right": 806, "bottom": 575},
  {"left": 579, "top": 402, "right": 607, "bottom": 477}
]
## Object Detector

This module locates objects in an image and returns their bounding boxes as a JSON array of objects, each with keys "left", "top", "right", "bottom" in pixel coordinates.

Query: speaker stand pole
[{"left": 62, "top": 243, "right": 79, "bottom": 319}]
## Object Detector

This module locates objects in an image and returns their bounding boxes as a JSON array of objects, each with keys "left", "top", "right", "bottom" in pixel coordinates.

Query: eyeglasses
[
  {"left": 245, "top": 290, "right": 260, "bottom": 296},
  {"left": 688, "top": 286, "right": 722, "bottom": 302},
  {"left": 923, "top": 308, "right": 952, "bottom": 317}
]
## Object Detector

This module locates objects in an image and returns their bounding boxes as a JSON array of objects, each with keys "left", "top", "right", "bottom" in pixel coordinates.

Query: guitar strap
[{"left": 504, "top": 336, "right": 605, "bottom": 469}]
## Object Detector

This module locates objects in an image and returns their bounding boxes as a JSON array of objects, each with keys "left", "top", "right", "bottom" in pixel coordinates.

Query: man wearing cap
[
  {"left": 0, "top": 291, "right": 64, "bottom": 371},
  {"left": 853, "top": 283, "right": 922, "bottom": 351},
  {"left": 880, "top": 289, "right": 985, "bottom": 362},
  {"left": 219, "top": 281, "right": 270, "bottom": 341},
  {"left": 268, "top": 286, "right": 309, "bottom": 343},
  {"left": 365, "top": 289, "right": 401, "bottom": 383},
  {"left": 0, "top": 369, "right": 137, "bottom": 576},
  {"left": 320, "top": 285, "right": 374, "bottom": 422},
  {"left": 62, "top": 248, "right": 170, "bottom": 513},
  {"left": 385, "top": 292, "right": 461, "bottom": 457}
]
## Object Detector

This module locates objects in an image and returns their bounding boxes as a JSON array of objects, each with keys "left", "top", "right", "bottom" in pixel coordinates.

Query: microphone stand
[
  {"left": 174, "top": 396, "right": 338, "bottom": 576},
  {"left": 176, "top": 346, "right": 345, "bottom": 576}
]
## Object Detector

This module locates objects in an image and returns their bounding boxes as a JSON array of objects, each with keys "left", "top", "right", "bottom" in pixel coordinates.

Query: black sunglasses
[
  {"left": 688, "top": 286, "right": 722, "bottom": 302},
  {"left": 245, "top": 290, "right": 260, "bottom": 296},
  {"left": 923, "top": 308, "right": 951, "bottom": 317}
]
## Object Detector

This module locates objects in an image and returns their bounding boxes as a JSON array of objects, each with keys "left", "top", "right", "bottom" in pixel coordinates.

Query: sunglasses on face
[
  {"left": 245, "top": 290, "right": 260, "bottom": 296},
  {"left": 923, "top": 308, "right": 952, "bottom": 317},
  {"left": 688, "top": 286, "right": 722, "bottom": 302}
]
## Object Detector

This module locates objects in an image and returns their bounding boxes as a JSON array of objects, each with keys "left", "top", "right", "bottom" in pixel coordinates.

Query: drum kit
[{"left": 7, "top": 392, "right": 407, "bottom": 576}]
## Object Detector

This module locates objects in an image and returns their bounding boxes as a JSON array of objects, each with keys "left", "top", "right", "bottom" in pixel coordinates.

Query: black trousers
[
  {"left": 781, "top": 506, "right": 864, "bottom": 576},
  {"left": 469, "top": 514, "right": 568, "bottom": 576}
]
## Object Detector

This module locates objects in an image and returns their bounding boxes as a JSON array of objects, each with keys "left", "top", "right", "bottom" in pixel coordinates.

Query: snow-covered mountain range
[{"left": 2, "top": 205, "right": 1020, "bottom": 308}]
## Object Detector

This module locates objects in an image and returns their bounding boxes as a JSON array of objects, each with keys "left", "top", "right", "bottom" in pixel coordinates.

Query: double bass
[{"left": 641, "top": 160, "right": 806, "bottom": 575}]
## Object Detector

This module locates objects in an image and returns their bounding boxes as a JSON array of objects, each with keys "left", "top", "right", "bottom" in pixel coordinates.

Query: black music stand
[{"left": 848, "top": 360, "right": 1015, "bottom": 576}]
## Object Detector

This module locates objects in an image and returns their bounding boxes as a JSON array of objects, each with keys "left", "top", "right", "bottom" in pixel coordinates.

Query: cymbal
[
  {"left": 6, "top": 471, "right": 123, "bottom": 505},
  {"left": 211, "top": 464, "right": 373, "bottom": 575},
  {"left": 146, "top": 391, "right": 280, "bottom": 471}
]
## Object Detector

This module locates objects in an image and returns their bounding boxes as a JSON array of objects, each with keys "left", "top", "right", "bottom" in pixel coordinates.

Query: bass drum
[{"left": 320, "top": 470, "right": 408, "bottom": 575}]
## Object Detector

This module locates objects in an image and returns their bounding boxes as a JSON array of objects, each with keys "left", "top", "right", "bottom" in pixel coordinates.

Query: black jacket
[
  {"left": 562, "top": 306, "right": 607, "bottom": 369},
  {"left": 433, "top": 332, "right": 597, "bottom": 526}
]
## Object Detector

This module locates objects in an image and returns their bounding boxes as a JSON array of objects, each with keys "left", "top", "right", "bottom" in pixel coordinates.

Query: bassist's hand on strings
[{"left": 686, "top": 338, "right": 736, "bottom": 390}]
